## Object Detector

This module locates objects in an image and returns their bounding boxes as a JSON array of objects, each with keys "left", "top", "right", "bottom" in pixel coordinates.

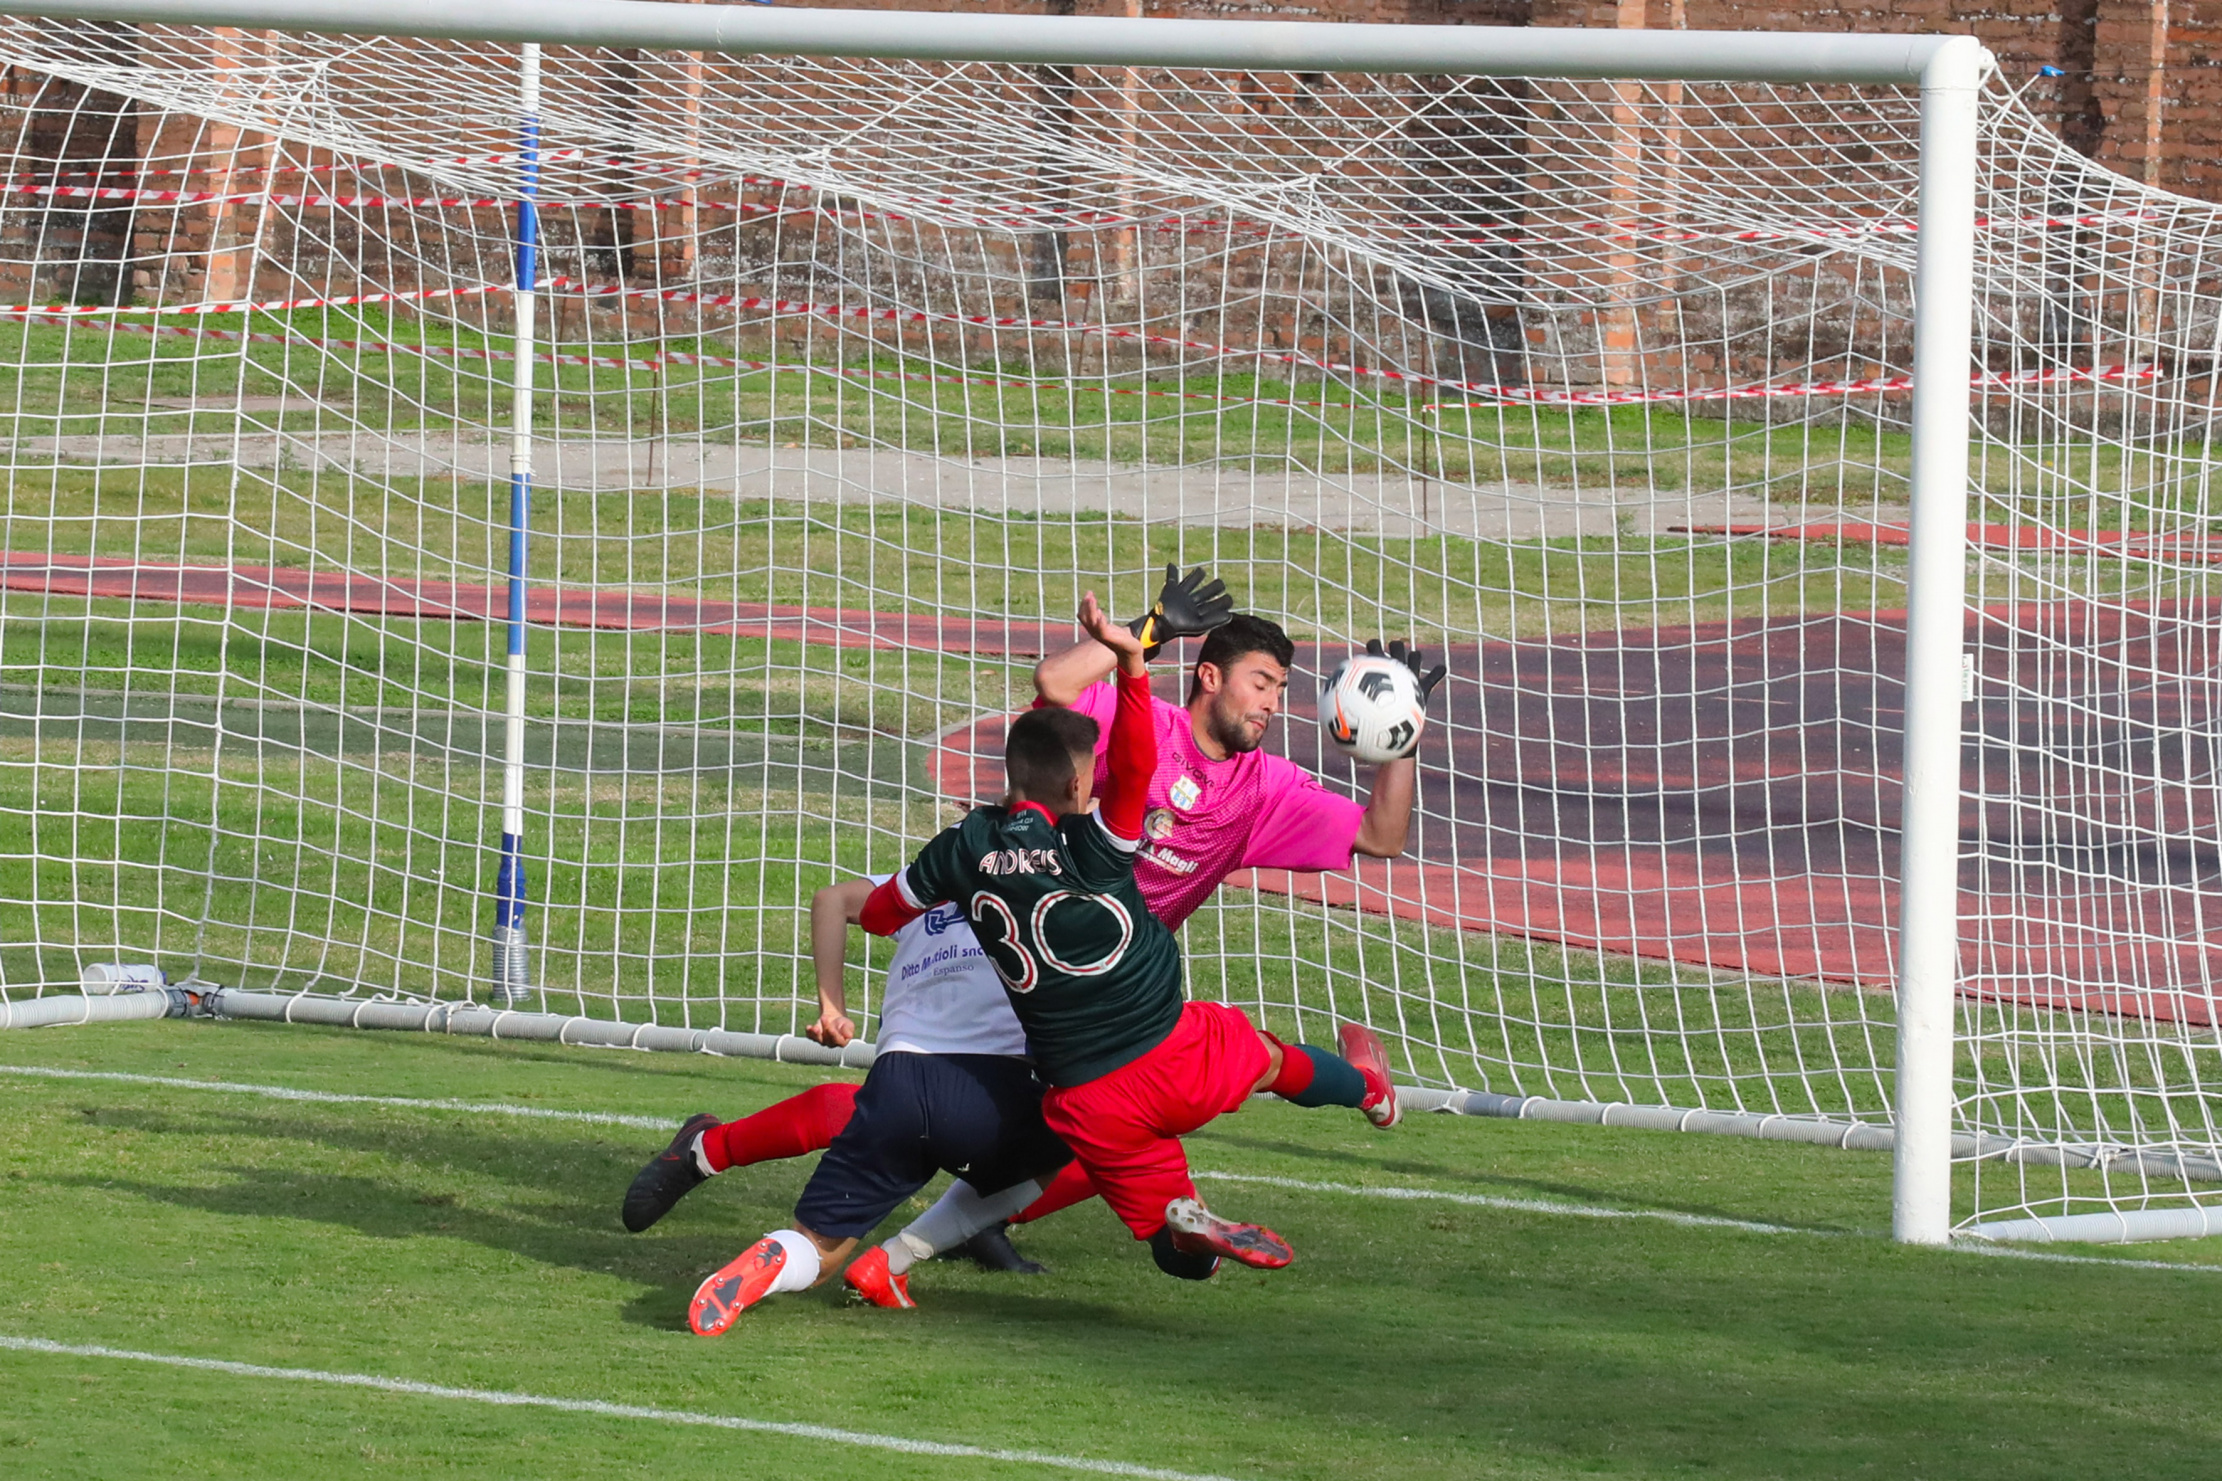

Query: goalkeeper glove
[
  {"left": 1366, "top": 636, "right": 1448, "bottom": 712},
  {"left": 1127, "top": 563, "right": 1233, "bottom": 660}
]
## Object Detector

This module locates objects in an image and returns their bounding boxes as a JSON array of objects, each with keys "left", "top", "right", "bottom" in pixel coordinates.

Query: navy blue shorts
[{"left": 794, "top": 1052, "right": 1074, "bottom": 1240}]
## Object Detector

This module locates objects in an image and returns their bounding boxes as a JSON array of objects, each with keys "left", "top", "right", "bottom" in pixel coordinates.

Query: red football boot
[
  {"left": 842, "top": 1246, "right": 917, "bottom": 1309},
  {"left": 1164, "top": 1197, "right": 1294, "bottom": 1270},
  {"left": 688, "top": 1236, "right": 789, "bottom": 1336},
  {"left": 1338, "top": 1022, "right": 1402, "bottom": 1129}
]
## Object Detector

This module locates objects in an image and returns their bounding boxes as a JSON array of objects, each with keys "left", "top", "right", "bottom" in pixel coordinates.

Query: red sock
[
  {"left": 1263, "top": 1034, "right": 1316, "bottom": 1099},
  {"left": 701, "top": 1082, "right": 859, "bottom": 1172},
  {"left": 1011, "top": 1159, "right": 1100, "bottom": 1226}
]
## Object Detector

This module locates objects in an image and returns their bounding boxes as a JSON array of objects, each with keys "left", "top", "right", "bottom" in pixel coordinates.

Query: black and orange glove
[{"left": 1127, "top": 563, "right": 1233, "bottom": 660}]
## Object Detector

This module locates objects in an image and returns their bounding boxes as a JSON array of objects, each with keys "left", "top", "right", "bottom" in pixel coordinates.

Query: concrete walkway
[{"left": 10, "top": 430, "right": 1798, "bottom": 540}]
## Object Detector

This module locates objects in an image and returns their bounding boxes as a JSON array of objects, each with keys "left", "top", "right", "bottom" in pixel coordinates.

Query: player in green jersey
[{"left": 858, "top": 594, "right": 1395, "bottom": 1280}]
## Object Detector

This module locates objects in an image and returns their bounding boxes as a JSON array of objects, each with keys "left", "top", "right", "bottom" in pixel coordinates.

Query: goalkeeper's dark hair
[
  {"left": 1003, "top": 707, "right": 1101, "bottom": 805},
  {"left": 1190, "top": 613, "right": 1295, "bottom": 702}
]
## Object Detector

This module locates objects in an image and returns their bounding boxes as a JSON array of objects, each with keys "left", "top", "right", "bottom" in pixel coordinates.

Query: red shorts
[{"left": 1040, "top": 1000, "right": 1272, "bottom": 1240}]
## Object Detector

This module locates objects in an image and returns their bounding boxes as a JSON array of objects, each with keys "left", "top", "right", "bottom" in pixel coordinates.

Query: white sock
[
  {"left": 763, "top": 1230, "right": 823, "bottom": 1294},
  {"left": 881, "top": 1178, "right": 1044, "bottom": 1275},
  {"left": 690, "top": 1132, "right": 718, "bottom": 1178}
]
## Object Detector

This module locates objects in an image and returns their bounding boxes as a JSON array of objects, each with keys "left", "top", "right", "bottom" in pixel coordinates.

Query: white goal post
[{"left": 8, "top": 0, "right": 2166, "bottom": 1249}]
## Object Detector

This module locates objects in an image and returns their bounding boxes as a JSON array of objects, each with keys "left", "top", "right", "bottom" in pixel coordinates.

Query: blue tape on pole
[{"left": 496, "top": 834, "right": 527, "bottom": 931}]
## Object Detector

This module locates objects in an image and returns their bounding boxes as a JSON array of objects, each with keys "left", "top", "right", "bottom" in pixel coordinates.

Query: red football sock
[
  {"left": 1011, "top": 1159, "right": 1100, "bottom": 1226},
  {"left": 701, "top": 1082, "right": 859, "bottom": 1172},
  {"left": 1263, "top": 1034, "right": 1317, "bottom": 1100}
]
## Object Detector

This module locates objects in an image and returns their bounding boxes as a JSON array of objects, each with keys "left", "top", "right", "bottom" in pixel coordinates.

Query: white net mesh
[{"left": 0, "top": 19, "right": 2214, "bottom": 1231}]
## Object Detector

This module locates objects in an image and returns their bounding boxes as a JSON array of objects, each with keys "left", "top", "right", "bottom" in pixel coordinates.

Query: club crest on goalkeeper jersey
[{"left": 896, "top": 801, "right": 1184, "bottom": 1088}]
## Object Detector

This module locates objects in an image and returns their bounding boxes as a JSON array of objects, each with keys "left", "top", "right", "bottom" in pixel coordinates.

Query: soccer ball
[{"left": 1319, "top": 654, "right": 1426, "bottom": 763}]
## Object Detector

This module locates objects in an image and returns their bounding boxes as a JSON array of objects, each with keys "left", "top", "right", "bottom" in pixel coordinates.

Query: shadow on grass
[{"left": 51, "top": 1103, "right": 814, "bottom": 1322}]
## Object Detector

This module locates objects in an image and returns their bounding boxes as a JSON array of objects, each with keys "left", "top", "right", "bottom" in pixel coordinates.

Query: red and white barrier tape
[
  {"left": 20, "top": 314, "right": 654, "bottom": 371},
  {"left": 0, "top": 280, "right": 508, "bottom": 319},
  {"left": 4, "top": 173, "right": 2178, "bottom": 253},
  {"left": 3, "top": 147, "right": 602, "bottom": 182},
  {"left": 0, "top": 178, "right": 892, "bottom": 225}
]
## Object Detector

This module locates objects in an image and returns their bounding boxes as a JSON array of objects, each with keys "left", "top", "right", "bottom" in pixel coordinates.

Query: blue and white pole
[{"left": 491, "top": 41, "right": 542, "bottom": 1008}]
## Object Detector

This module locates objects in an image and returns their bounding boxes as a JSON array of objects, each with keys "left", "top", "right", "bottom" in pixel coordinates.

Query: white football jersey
[{"left": 871, "top": 875, "right": 1030, "bottom": 1059}]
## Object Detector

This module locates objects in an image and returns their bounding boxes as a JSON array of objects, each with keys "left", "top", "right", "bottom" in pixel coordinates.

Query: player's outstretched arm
[
  {"left": 1035, "top": 564, "right": 1229, "bottom": 705},
  {"left": 1353, "top": 639, "right": 1447, "bottom": 858},
  {"left": 1032, "top": 634, "right": 1119, "bottom": 708},
  {"left": 1079, "top": 589, "right": 1148, "bottom": 677},
  {"left": 805, "top": 878, "right": 873, "bottom": 1046},
  {"left": 1078, "top": 591, "right": 1155, "bottom": 841}
]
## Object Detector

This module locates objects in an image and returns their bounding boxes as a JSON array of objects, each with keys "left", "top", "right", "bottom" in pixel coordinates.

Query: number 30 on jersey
[{"left": 966, "top": 889, "right": 1134, "bottom": 992}]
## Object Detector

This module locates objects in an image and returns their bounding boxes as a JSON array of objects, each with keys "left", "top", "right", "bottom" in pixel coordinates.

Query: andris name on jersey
[{"left": 979, "top": 847, "right": 1065, "bottom": 877}]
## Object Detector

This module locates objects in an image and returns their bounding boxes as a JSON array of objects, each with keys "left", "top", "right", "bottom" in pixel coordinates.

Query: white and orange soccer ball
[{"left": 1319, "top": 653, "right": 1427, "bottom": 764}]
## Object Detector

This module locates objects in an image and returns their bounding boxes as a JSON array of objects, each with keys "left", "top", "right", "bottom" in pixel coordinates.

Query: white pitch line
[
  {"left": 0, "top": 1064, "right": 674, "bottom": 1130},
  {"left": 1945, "top": 1241, "right": 2222, "bottom": 1275},
  {"left": 0, "top": 1335, "right": 1245, "bottom": 1481},
  {"left": 10, "top": 1062, "right": 2222, "bottom": 1275},
  {"left": 1190, "top": 1170, "right": 1807, "bottom": 1235}
]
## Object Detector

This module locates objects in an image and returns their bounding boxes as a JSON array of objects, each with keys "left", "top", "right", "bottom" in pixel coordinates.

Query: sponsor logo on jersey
[
  {"left": 1141, "top": 845, "right": 1197, "bottom": 875},
  {"left": 1143, "top": 806, "right": 1177, "bottom": 841},
  {"left": 921, "top": 903, "right": 966, "bottom": 935},
  {"left": 897, "top": 941, "right": 985, "bottom": 981},
  {"left": 1169, "top": 774, "right": 1202, "bottom": 811},
  {"left": 978, "top": 847, "right": 1064, "bottom": 876}
]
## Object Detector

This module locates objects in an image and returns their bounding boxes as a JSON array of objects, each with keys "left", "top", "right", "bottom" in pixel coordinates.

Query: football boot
[
  {"left": 1337, "top": 1023, "right": 1402, "bottom": 1129},
  {"left": 842, "top": 1246, "right": 917, "bottom": 1309},
  {"left": 961, "top": 1222, "right": 1047, "bottom": 1275},
  {"left": 1164, "top": 1197, "right": 1294, "bottom": 1270},
  {"left": 689, "top": 1237, "right": 788, "bottom": 1336},
  {"left": 622, "top": 1111, "right": 721, "bottom": 1232}
]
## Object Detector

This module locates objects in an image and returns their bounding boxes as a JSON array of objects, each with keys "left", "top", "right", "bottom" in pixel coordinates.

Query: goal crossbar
[{"left": 2, "top": 0, "right": 1976, "bottom": 87}]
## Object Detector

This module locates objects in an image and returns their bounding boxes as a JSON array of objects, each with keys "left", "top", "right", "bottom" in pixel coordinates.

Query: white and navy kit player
[
  {"left": 785, "top": 879, "right": 1070, "bottom": 1249},
  {"left": 870, "top": 886, "right": 1028, "bottom": 1058},
  {"left": 621, "top": 874, "right": 1074, "bottom": 1330}
]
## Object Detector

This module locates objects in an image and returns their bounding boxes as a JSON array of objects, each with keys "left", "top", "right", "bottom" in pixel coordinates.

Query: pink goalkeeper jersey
[{"left": 1065, "top": 680, "right": 1365, "bottom": 931}]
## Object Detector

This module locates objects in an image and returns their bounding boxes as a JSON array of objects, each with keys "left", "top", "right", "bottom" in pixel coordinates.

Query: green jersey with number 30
[{"left": 897, "top": 802, "right": 1183, "bottom": 1087}]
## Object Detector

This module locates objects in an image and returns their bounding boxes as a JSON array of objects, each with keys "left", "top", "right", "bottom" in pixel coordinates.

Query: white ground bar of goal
[{"left": 1965, "top": 1207, "right": 2222, "bottom": 1246}]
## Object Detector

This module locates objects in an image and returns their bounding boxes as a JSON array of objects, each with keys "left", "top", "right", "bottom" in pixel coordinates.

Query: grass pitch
[{"left": 4, "top": 1021, "right": 2222, "bottom": 1480}]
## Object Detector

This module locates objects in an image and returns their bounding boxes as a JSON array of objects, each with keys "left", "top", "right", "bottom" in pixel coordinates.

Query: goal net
[{"left": 0, "top": 14, "right": 2209, "bottom": 1239}]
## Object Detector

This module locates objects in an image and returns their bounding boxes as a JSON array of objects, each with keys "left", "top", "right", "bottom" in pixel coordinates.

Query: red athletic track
[{"left": 10, "top": 551, "right": 2219, "bottom": 1024}]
